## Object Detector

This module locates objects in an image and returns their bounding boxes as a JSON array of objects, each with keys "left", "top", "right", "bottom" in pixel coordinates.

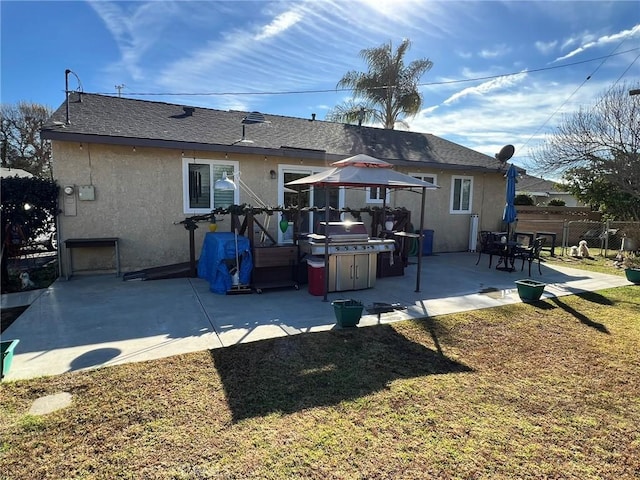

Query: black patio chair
[
  {"left": 513, "top": 237, "right": 546, "bottom": 276},
  {"left": 475, "top": 231, "right": 504, "bottom": 268}
]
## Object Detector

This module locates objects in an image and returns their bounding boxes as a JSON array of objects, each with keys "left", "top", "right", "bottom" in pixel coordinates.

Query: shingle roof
[
  {"left": 516, "top": 173, "right": 565, "bottom": 193},
  {"left": 42, "top": 93, "right": 503, "bottom": 171}
]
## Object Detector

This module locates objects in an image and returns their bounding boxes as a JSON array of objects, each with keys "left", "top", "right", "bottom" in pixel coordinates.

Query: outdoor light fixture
[
  {"left": 214, "top": 171, "right": 237, "bottom": 190},
  {"left": 270, "top": 169, "right": 277, "bottom": 179}
]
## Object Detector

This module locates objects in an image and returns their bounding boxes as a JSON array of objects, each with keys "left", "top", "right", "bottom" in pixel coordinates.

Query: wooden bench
[{"left": 64, "top": 237, "right": 120, "bottom": 279}]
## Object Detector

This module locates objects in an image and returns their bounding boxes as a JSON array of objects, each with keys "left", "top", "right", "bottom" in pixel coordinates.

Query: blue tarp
[{"left": 198, "top": 232, "right": 253, "bottom": 294}]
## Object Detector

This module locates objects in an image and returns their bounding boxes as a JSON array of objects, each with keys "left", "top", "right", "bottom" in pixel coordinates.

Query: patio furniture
[
  {"left": 495, "top": 240, "right": 521, "bottom": 272},
  {"left": 514, "top": 231, "right": 535, "bottom": 247},
  {"left": 64, "top": 237, "right": 120, "bottom": 280},
  {"left": 535, "top": 231, "right": 557, "bottom": 257},
  {"left": 513, "top": 237, "right": 546, "bottom": 276},
  {"left": 476, "top": 231, "right": 507, "bottom": 268}
]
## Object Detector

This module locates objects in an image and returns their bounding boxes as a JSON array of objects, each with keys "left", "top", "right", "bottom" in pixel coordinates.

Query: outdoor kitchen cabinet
[{"left": 329, "top": 253, "right": 377, "bottom": 292}]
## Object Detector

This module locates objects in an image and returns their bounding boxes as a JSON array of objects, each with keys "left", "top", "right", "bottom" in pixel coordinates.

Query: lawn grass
[{"left": 1, "top": 283, "right": 638, "bottom": 479}]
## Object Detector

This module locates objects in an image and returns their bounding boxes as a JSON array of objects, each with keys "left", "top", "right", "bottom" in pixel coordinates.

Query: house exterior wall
[
  {"left": 52, "top": 140, "right": 507, "bottom": 275},
  {"left": 392, "top": 170, "right": 506, "bottom": 252}
]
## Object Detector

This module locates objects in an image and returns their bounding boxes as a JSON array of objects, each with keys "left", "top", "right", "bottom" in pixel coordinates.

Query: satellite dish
[{"left": 495, "top": 144, "right": 515, "bottom": 163}]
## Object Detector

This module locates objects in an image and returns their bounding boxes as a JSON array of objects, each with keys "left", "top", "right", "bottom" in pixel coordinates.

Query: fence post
[
  {"left": 562, "top": 219, "right": 568, "bottom": 256},
  {"left": 604, "top": 219, "right": 610, "bottom": 256}
]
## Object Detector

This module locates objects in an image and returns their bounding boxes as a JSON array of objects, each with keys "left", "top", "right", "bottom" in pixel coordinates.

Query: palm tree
[{"left": 326, "top": 39, "right": 433, "bottom": 129}]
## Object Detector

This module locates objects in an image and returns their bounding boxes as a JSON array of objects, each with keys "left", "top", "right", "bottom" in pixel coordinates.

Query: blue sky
[{"left": 2, "top": 0, "right": 639, "bottom": 172}]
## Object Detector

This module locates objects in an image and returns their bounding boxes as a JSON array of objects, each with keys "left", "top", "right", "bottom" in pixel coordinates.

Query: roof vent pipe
[
  {"left": 311, "top": 113, "right": 316, "bottom": 121},
  {"left": 65, "top": 69, "right": 71, "bottom": 124},
  {"left": 64, "top": 69, "right": 84, "bottom": 124}
]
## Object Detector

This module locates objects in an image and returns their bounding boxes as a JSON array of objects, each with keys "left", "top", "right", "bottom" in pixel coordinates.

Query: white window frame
[
  {"left": 409, "top": 172, "right": 438, "bottom": 187},
  {"left": 277, "top": 165, "right": 345, "bottom": 242},
  {"left": 182, "top": 158, "right": 239, "bottom": 214},
  {"left": 365, "top": 186, "right": 391, "bottom": 204},
  {"left": 450, "top": 175, "right": 473, "bottom": 214}
]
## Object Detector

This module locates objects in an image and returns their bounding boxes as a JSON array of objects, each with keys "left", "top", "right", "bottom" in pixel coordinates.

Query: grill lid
[{"left": 309, "top": 221, "right": 369, "bottom": 243}]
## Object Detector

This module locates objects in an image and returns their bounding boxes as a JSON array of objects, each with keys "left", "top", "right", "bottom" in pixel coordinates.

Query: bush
[
  {"left": 514, "top": 194, "right": 534, "bottom": 206},
  {"left": 548, "top": 199, "right": 566, "bottom": 206}
]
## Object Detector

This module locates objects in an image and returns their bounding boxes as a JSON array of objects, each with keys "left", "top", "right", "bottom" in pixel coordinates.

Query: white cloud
[
  {"left": 442, "top": 71, "right": 528, "bottom": 105},
  {"left": 478, "top": 44, "right": 510, "bottom": 59},
  {"left": 554, "top": 23, "right": 640, "bottom": 62},
  {"left": 409, "top": 79, "right": 611, "bottom": 165},
  {"left": 90, "top": 1, "right": 179, "bottom": 81},
  {"left": 254, "top": 10, "right": 303, "bottom": 41},
  {"left": 535, "top": 40, "right": 557, "bottom": 55}
]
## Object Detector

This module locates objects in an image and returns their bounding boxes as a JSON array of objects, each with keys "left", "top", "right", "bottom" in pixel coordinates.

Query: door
[
  {"left": 335, "top": 255, "right": 353, "bottom": 292},
  {"left": 353, "top": 254, "right": 372, "bottom": 290}
]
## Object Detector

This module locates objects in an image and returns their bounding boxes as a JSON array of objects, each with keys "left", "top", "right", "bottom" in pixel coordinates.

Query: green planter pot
[
  {"left": 515, "top": 279, "right": 546, "bottom": 302},
  {"left": 1, "top": 339, "right": 20, "bottom": 380},
  {"left": 625, "top": 268, "right": 640, "bottom": 284},
  {"left": 331, "top": 299, "right": 363, "bottom": 327}
]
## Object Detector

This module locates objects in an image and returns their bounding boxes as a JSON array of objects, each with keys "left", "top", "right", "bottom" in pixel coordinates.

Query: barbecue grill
[{"left": 301, "top": 222, "right": 395, "bottom": 292}]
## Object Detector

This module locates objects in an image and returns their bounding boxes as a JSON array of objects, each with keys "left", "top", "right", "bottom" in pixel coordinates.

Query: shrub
[{"left": 514, "top": 194, "right": 534, "bottom": 206}]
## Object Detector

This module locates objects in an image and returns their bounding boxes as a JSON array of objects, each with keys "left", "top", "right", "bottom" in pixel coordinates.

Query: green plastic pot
[
  {"left": 331, "top": 299, "right": 363, "bottom": 327},
  {"left": 1, "top": 339, "right": 20, "bottom": 379},
  {"left": 625, "top": 268, "right": 640, "bottom": 284},
  {"left": 515, "top": 279, "right": 546, "bottom": 302}
]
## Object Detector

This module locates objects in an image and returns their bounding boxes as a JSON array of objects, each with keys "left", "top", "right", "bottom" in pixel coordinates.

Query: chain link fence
[
  {"left": 514, "top": 219, "right": 640, "bottom": 257},
  {"left": 565, "top": 220, "right": 640, "bottom": 256}
]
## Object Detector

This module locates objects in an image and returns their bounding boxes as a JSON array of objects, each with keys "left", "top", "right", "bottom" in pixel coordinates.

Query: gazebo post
[
  {"left": 416, "top": 187, "right": 426, "bottom": 292},
  {"left": 323, "top": 185, "right": 330, "bottom": 302}
]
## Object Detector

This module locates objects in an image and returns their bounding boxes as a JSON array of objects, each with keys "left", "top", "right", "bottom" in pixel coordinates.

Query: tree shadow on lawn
[
  {"left": 549, "top": 294, "right": 610, "bottom": 334},
  {"left": 210, "top": 324, "right": 472, "bottom": 422}
]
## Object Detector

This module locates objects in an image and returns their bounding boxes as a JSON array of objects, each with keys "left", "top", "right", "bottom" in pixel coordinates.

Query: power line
[
  {"left": 519, "top": 38, "right": 639, "bottom": 173},
  {"left": 95, "top": 48, "right": 639, "bottom": 98}
]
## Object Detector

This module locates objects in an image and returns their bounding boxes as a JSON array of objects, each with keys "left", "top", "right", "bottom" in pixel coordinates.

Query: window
[
  {"left": 450, "top": 176, "right": 473, "bottom": 214},
  {"left": 365, "top": 186, "right": 390, "bottom": 204},
  {"left": 182, "top": 158, "right": 239, "bottom": 214},
  {"left": 410, "top": 173, "right": 438, "bottom": 187},
  {"left": 280, "top": 166, "right": 344, "bottom": 236}
]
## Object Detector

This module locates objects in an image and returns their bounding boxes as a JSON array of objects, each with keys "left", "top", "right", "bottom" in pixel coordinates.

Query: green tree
[
  {"left": 530, "top": 82, "right": 639, "bottom": 220},
  {"left": 326, "top": 39, "right": 433, "bottom": 129},
  {"left": 1, "top": 176, "right": 59, "bottom": 291},
  {"left": 0, "top": 102, "right": 53, "bottom": 178}
]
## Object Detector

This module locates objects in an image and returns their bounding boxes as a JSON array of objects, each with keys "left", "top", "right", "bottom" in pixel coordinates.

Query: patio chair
[
  {"left": 475, "top": 231, "right": 504, "bottom": 268},
  {"left": 513, "top": 237, "right": 546, "bottom": 276}
]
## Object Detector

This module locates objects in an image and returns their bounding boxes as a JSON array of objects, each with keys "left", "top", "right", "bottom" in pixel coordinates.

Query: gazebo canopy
[
  {"left": 286, "top": 154, "right": 439, "bottom": 189},
  {"left": 285, "top": 153, "right": 439, "bottom": 300}
]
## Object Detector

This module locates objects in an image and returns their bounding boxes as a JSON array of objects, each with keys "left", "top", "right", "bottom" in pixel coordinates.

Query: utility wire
[
  {"left": 516, "top": 41, "right": 637, "bottom": 157},
  {"left": 96, "top": 48, "right": 639, "bottom": 98}
]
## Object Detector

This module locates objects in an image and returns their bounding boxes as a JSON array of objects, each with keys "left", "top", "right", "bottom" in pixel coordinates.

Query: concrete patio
[{"left": 1, "top": 252, "right": 632, "bottom": 381}]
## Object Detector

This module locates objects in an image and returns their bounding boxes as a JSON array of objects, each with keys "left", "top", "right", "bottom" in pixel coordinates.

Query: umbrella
[{"left": 503, "top": 164, "right": 518, "bottom": 240}]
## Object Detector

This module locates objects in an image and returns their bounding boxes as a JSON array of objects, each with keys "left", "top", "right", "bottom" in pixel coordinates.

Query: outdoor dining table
[{"left": 494, "top": 240, "right": 523, "bottom": 272}]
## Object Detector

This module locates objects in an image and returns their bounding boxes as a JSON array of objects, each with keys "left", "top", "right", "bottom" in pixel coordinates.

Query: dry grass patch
[{"left": 1, "top": 287, "right": 639, "bottom": 479}]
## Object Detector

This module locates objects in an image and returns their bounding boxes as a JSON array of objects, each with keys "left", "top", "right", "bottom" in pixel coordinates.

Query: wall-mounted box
[{"left": 78, "top": 185, "right": 95, "bottom": 201}]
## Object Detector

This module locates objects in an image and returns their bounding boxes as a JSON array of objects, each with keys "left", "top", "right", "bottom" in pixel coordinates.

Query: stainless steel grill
[
  {"left": 304, "top": 222, "right": 396, "bottom": 255},
  {"left": 301, "top": 222, "right": 395, "bottom": 292}
]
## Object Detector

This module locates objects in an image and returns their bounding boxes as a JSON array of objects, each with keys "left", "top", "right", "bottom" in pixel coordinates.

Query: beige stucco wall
[
  {"left": 52, "top": 140, "right": 506, "bottom": 274},
  {"left": 388, "top": 171, "right": 505, "bottom": 252}
]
